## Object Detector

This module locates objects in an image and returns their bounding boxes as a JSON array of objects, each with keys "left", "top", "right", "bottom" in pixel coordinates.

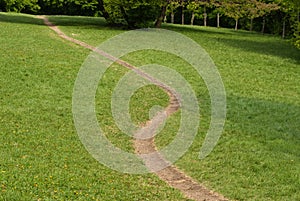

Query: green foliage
[
  {"left": 293, "top": 23, "right": 300, "bottom": 48},
  {"left": 276, "top": 0, "right": 300, "bottom": 45},
  {"left": 1, "top": 0, "right": 40, "bottom": 13},
  {"left": 0, "top": 0, "right": 298, "bottom": 39},
  {"left": 37, "top": 0, "right": 98, "bottom": 16},
  {"left": 245, "top": 0, "right": 279, "bottom": 20},
  {"left": 222, "top": 0, "right": 247, "bottom": 20},
  {"left": 0, "top": 0, "right": 99, "bottom": 15},
  {"left": 186, "top": 0, "right": 202, "bottom": 18},
  {"left": 167, "top": 0, "right": 181, "bottom": 14},
  {"left": 103, "top": 0, "right": 162, "bottom": 28}
]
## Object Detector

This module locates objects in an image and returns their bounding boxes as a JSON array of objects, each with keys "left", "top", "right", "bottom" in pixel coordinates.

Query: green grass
[
  {"left": 163, "top": 25, "right": 300, "bottom": 200},
  {"left": 1, "top": 13, "right": 300, "bottom": 201},
  {"left": 0, "top": 13, "right": 189, "bottom": 201}
]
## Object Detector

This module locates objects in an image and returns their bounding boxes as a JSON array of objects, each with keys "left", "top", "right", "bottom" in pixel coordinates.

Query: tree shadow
[
  {"left": 217, "top": 38, "right": 300, "bottom": 64},
  {"left": 163, "top": 24, "right": 300, "bottom": 63},
  {"left": 0, "top": 13, "right": 111, "bottom": 29},
  {"left": 2, "top": 13, "right": 299, "bottom": 63},
  {"left": 163, "top": 23, "right": 236, "bottom": 36},
  {"left": 47, "top": 15, "right": 128, "bottom": 32},
  {"left": 0, "top": 12, "right": 44, "bottom": 25},
  {"left": 47, "top": 15, "right": 107, "bottom": 27},
  {"left": 226, "top": 94, "right": 300, "bottom": 157}
]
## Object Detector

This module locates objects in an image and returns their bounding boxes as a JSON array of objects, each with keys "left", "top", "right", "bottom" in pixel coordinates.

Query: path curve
[{"left": 38, "top": 16, "right": 228, "bottom": 201}]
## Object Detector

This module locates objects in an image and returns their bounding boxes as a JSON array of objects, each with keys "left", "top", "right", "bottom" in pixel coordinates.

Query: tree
[
  {"left": 258, "top": 1, "right": 280, "bottom": 34},
  {"left": 98, "top": 0, "right": 109, "bottom": 19},
  {"left": 37, "top": 0, "right": 98, "bottom": 16},
  {"left": 199, "top": 0, "right": 210, "bottom": 27},
  {"left": 180, "top": 0, "right": 186, "bottom": 25},
  {"left": 1, "top": 0, "right": 40, "bottom": 13},
  {"left": 167, "top": 0, "right": 180, "bottom": 24},
  {"left": 295, "top": 23, "right": 300, "bottom": 48},
  {"left": 155, "top": 0, "right": 170, "bottom": 28},
  {"left": 222, "top": 0, "right": 248, "bottom": 30},
  {"left": 279, "top": 0, "right": 300, "bottom": 39},
  {"left": 102, "top": 0, "right": 162, "bottom": 28},
  {"left": 212, "top": 0, "right": 223, "bottom": 28},
  {"left": 246, "top": 0, "right": 263, "bottom": 31},
  {"left": 244, "top": 0, "right": 279, "bottom": 32},
  {"left": 291, "top": 0, "right": 300, "bottom": 47},
  {"left": 186, "top": 0, "right": 201, "bottom": 25}
]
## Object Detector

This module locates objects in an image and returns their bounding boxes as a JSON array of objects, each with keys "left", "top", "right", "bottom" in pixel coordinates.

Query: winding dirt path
[{"left": 38, "top": 16, "right": 228, "bottom": 201}]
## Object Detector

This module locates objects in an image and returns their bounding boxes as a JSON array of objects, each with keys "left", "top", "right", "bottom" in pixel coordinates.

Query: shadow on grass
[
  {"left": 218, "top": 38, "right": 300, "bottom": 63},
  {"left": 226, "top": 95, "right": 300, "bottom": 157},
  {"left": 0, "top": 13, "right": 110, "bottom": 29},
  {"left": 1, "top": 13, "right": 299, "bottom": 62},
  {"left": 163, "top": 23, "right": 277, "bottom": 38},
  {"left": 163, "top": 23, "right": 237, "bottom": 38},
  {"left": 164, "top": 24, "right": 300, "bottom": 63},
  {"left": 47, "top": 16, "right": 107, "bottom": 27},
  {"left": 0, "top": 12, "right": 44, "bottom": 25}
]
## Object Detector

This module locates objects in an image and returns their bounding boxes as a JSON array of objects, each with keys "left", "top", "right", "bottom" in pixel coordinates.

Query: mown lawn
[
  {"left": 1, "top": 13, "right": 300, "bottom": 201},
  {"left": 0, "top": 13, "right": 188, "bottom": 201}
]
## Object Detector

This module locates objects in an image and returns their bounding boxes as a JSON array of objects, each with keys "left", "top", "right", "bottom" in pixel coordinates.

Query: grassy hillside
[{"left": 1, "top": 13, "right": 299, "bottom": 201}]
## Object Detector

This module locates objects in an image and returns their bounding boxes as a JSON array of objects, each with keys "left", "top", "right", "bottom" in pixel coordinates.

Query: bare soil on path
[{"left": 38, "top": 15, "right": 228, "bottom": 201}]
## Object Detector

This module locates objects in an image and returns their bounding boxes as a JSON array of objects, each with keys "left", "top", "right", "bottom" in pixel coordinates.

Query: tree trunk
[
  {"left": 217, "top": 13, "right": 220, "bottom": 28},
  {"left": 182, "top": 7, "right": 185, "bottom": 25},
  {"left": 155, "top": 5, "right": 167, "bottom": 28},
  {"left": 191, "top": 12, "right": 195, "bottom": 25},
  {"left": 250, "top": 18, "right": 253, "bottom": 32},
  {"left": 282, "top": 19, "right": 286, "bottom": 39},
  {"left": 261, "top": 17, "right": 265, "bottom": 34},
  {"left": 203, "top": 6, "right": 207, "bottom": 27},
  {"left": 181, "top": 0, "right": 185, "bottom": 25},
  {"left": 235, "top": 18, "right": 238, "bottom": 30},
  {"left": 297, "top": 10, "right": 300, "bottom": 36},
  {"left": 204, "top": 13, "right": 207, "bottom": 27},
  {"left": 171, "top": 12, "right": 175, "bottom": 24}
]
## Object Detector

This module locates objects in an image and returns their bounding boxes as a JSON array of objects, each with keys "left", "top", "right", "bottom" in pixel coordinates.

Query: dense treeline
[
  {"left": 0, "top": 0, "right": 299, "bottom": 47},
  {"left": 99, "top": 0, "right": 300, "bottom": 47},
  {"left": 0, "top": 0, "right": 99, "bottom": 16}
]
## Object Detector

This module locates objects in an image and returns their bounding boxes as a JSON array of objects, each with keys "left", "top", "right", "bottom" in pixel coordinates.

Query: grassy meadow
[
  {"left": 1, "top": 13, "right": 299, "bottom": 200},
  {"left": 0, "top": 13, "right": 187, "bottom": 201}
]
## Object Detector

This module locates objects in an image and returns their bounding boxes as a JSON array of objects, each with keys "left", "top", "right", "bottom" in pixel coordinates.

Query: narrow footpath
[{"left": 38, "top": 16, "right": 228, "bottom": 201}]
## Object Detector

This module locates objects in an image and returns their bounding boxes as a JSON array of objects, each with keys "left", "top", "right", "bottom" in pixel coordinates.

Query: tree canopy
[
  {"left": 101, "top": 0, "right": 163, "bottom": 28},
  {"left": 0, "top": 0, "right": 299, "bottom": 47}
]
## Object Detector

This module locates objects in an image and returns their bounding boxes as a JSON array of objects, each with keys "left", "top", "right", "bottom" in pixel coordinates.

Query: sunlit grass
[
  {"left": 1, "top": 13, "right": 299, "bottom": 201},
  {"left": 0, "top": 13, "right": 188, "bottom": 201}
]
